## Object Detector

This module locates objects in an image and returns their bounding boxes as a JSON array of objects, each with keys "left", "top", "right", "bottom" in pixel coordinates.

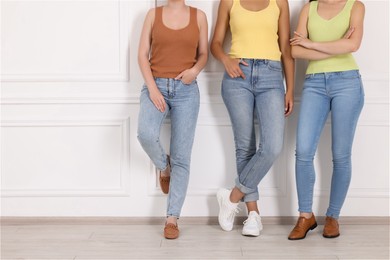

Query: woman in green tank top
[{"left": 288, "top": 0, "right": 365, "bottom": 240}]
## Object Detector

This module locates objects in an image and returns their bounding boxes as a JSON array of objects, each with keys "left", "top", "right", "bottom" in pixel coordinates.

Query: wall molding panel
[
  {"left": 1, "top": 117, "right": 132, "bottom": 198},
  {"left": 1, "top": 0, "right": 130, "bottom": 82}
]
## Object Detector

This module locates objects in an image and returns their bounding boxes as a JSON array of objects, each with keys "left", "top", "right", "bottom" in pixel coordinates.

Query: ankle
[
  {"left": 160, "top": 168, "right": 170, "bottom": 177},
  {"left": 245, "top": 201, "right": 259, "bottom": 214},
  {"left": 299, "top": 212, "right": 313, "bottom": 219},
  {"left": 160, "top": 161, "right": 170, "bottom": 177},
  {"left": 166, "top": 216, "right": 177, "bottom": 225},
  {"left": 229, "top": 187, "right": 244, "bottom": 203}
]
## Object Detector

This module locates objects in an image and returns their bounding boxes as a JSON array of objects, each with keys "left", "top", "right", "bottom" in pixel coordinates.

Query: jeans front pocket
[
  {"left": 267, "top": 60, "right": 282, "bottom": 72},
  {"left": 340, "top": 70, "right": 361, "bottom": 79},
  {"left": 181, "top": 79, "right": 197, "bottom": 86}
]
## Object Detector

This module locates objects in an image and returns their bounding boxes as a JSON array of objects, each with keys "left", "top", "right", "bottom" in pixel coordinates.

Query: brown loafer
[
  {"left": 288, "top": 214, "right": 317, "bottom": 240},
  {"left": 159, "top": 156, "right": 170, "bottom": 194},
  {"left": 164, "top": 223, "right": 179, "bottom": 239},
  {"left": 159, "top": 174, "right": 170, "bottom": 194},
  {"left": 323, "top": 216, "right": 340, "bottom": 238}
]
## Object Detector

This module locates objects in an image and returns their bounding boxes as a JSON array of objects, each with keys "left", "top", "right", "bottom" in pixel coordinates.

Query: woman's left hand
[
  {"left": 175, "top": 68, "right": 198, "bottom": 84},
  {"left": 290, "top": 31, "right": 314, "bottom": 49},
  {"left": 284, "top": 92, "right": 294, "bottom": 117}
]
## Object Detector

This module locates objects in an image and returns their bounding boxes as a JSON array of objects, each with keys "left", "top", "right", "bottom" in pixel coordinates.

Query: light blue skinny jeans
[
  {"left": 221, "top": 59, "right": 286, "bottom": 202},
  {"left": 137, "top": 77, "right": 200, "bottom": 218},
  {"left": 296, "top": 70, "right": 364, "bottom": 219}
]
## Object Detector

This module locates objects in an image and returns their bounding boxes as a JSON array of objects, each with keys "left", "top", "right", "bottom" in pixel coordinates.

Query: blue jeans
[
  {"left": 222, "top": 59, "right": 285, "bottom": 202},
  {"left": 137, "top": 77, "right": 200, "bottom": 218},
  {"left": 296, "top": 70, "right": 364, "bottom": 218}
]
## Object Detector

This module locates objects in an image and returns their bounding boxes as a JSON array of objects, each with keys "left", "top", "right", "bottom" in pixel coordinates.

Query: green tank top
[{"left": 306, "top": 0, "right": 359, "bottom": 74}]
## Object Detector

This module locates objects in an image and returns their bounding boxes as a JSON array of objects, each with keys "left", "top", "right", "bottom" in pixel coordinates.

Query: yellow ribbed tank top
[
  {"left": 229, "top": 0, "right": 281, "bottom": 61},
  {"left": 306, "top": 0, "right": 359, "bottom": 74}
]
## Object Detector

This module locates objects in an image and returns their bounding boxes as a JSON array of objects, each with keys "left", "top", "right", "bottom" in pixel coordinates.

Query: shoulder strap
[
  {"left": 344, "top": 0, "right": 356, "bottom": 13},
  {"left": 154, "top": 6, "right": 163, "bottom": 26},
  {"left": 308, "top": 1, "right": 318, "bottom": 17}
]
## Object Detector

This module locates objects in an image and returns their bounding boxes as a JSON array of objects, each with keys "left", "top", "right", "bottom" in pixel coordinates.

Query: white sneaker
[
  {"left": 242, "top": 211, "right": 263, "bottom": 237},
  {"left": 217, "top": 188, "right": 239, "bottom": 231}
]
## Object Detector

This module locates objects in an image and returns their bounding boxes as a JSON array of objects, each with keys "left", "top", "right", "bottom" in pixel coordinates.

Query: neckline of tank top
[
  {"left": 237, "top": 0, "right": 271, "bottom": 13},
  {"left": 159, "top": 6, "right": 193, "bottom": 31},
  {"left": 315, "top": 0, "right": 351, "bottom": 22}
]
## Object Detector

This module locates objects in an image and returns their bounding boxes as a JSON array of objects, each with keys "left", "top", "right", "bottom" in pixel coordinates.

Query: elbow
[
  {"left": 291, "top": 46, "right": 298, "bottom": 59},
  {"left": 280, "top": 45, "right": 294, "bottom": 61},
  {"left": 210, "top": 41, "right": 220, "bottom": 58},
  {"left": 138, "top": 51, "right": 149, "bottom": 66},
  {"left": 137, "top": 54, "right": 141, "bottom": 67},
  {"left": 345, "top": 39, "right": 361, "bottom": 53},
  {"left": 210, "top": 43, "right": 216, "bottom": 58},
  {"left": 137, "top": 51, "right": 144, "bottom": 65},
  {"left": 350, "top": 43, "right": 361, "bottom": 53},
  {"left": 200, "top": 51, "right": 209, "bottom": 63}
]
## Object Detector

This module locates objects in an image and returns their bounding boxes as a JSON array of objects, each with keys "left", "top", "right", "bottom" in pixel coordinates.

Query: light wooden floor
[{"left": 1, "top": 223, "right": 389, "bottom": 259}]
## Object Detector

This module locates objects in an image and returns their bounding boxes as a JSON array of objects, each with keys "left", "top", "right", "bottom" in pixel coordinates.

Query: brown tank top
[{"left": 150, "top": 6, "right": 199, "bottom": 78}]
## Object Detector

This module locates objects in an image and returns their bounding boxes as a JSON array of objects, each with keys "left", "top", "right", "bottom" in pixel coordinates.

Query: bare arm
[
  {"left": 175, "top": 10, "right": 209, "bottom": 84},
  {"left": 210, "top": 0, "right": 231, "bottom": 63},
  {"left": 277, "top": 0, "right": 295, "bottom": 116},
  {"left": 138, "top": 9, "right": 167, "bottom": 112},
  {"left": 210, "top": 0, "right": 247, "bottom": 79},
  {"left": 290, "top": 3, "right": 333, "bottom": 60},
  {"left": 291, "top": 1, "right": 365, "bottom": 55},
  {"left": 310, "top": 1, "right": 365, "bottom": 54}
]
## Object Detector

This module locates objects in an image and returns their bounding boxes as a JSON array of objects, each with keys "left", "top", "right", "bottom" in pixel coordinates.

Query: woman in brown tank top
[{"left": 137, "top": 0, "right": 208, "bottom": 239}]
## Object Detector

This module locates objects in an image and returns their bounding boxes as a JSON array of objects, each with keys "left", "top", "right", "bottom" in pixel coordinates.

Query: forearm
[
  {"left": 310, "top": 39, "right": 359, "bottom": 55},
  {"left": 291, "top": 46, "right": 333, "bottom": 61},
  {"left": 211, "top": 42, "right": 230, "bottom": 65},
  {"left": 191, "top": 52, "right": 208, "bottom": 76},
  {"left": 138, "top": 55, "right": 158, "bottom": 91},
  {"left": 282, "top": 55, "right": 295, "bottom": 95}
]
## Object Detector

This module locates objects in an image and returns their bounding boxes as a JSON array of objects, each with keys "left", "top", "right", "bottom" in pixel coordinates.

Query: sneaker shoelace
[
  {"left": 243, "top": 214, "right": 258, "bottom": 225},
  {"left": 224, "top": 205, "right": 240, "bottom": 223}
]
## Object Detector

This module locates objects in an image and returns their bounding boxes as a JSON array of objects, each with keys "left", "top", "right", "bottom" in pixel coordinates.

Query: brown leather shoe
[
  {"left": 164, "top": 223, "right": 179, "bottom": 239},
  {"left": 323, "top": 216, "right": 340, "bottom": 238},
  {"left": 159, "top": 156, "right": 170, "bottom": 194},
  {"left": 288, "top": 214, "right": 317, "bottom": 240}
]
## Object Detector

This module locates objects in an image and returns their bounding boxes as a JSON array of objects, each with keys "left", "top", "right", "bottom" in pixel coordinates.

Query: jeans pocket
[
  {"left": 181, "top": 79, "right": 197, "bottom": 86},
  {"left": 340, "top": 70, "right": 361, "bottom": 79},
  {"left": 267, "top": 60, "right": 282, "bottom": 72},
  {"left": 305, "top": 74, "right": 314, "bottom": 80}
]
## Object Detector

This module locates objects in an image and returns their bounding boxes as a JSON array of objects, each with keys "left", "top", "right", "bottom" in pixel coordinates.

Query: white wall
[{"left": 1, "top": 0, "right": 388, "bottom": 217}]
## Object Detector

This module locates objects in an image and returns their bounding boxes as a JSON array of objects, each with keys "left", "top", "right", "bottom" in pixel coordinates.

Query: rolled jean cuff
[
  {"left": 166, "top": 213, "right": 180, "bottom": 219},
  {"left": 166, "top": 215, "right": 179, "bottom": 219},
  {"left": 235, "top": 178, "right": 257, "bottom": 195},
  {"left": 242, "top": 191, "right": 259, "bottom": 202},
  {"left": 325, "top": 209, "right": 340, "bottom": 219}
]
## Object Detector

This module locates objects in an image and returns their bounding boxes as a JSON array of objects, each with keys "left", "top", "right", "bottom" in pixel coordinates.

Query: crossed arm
[{"left": 290, "top": 1, "right": 365, "bottom": 60}]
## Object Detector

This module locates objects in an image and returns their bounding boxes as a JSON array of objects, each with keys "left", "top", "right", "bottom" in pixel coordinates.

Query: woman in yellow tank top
[
  {"left": 211, "top": 0, "right": 294, "bottom": 236},
  {"left": 288, "top": 0, "right": 365, "bottom": 240}
]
